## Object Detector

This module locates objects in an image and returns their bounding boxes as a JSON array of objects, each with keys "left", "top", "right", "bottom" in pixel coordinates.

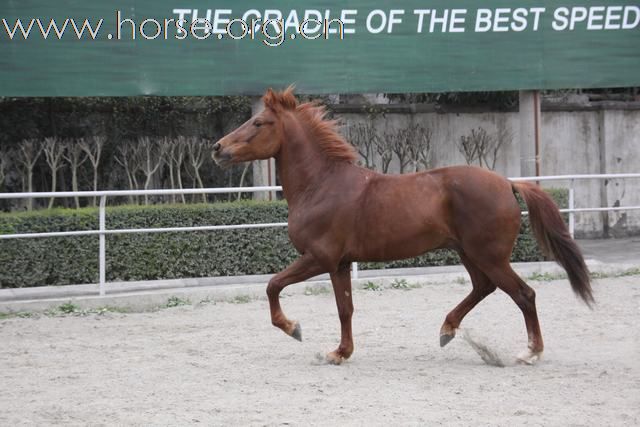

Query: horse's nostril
[{"left": 213, "top": 143, "right": 221, "bottom": 152}]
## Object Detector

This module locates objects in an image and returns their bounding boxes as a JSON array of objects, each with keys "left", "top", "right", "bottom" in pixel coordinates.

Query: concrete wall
[
  {"left": 602, "top": 110, "right": 640, "bottom": 237},
  {"left": 539, "top": 111, "right": 603, "bottom": 236},
  {"left": 336, "top": 107, "right": 640, "bottom": 238}
]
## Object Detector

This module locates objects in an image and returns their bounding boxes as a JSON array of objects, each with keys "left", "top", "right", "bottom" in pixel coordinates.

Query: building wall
[{"left": 602, "top": 110, "right": 640, "bottom": 237}]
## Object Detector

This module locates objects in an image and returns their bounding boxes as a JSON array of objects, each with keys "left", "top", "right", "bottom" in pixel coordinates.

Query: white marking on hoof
[
  {"left": 324, "top": 351, "right": 345, "bottom": 365},
  {"left": 517, "top": 349, "right": 543, "bottom": 365}
]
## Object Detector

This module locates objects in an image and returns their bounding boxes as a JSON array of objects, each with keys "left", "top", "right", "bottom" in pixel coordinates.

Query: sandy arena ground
[{"left": 1, "top": 275, "right": 639, "bottom": 426}]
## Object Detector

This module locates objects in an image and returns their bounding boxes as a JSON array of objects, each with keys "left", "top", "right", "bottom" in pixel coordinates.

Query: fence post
[
  {"left": 568, "top": 180, "right": 575, "bottom": 238},
  {"left": 352, "top": 262, "right": 359, "bottom": 280},
  {"left": 99, "top": 195, "right": 106, "bottom": 296}
]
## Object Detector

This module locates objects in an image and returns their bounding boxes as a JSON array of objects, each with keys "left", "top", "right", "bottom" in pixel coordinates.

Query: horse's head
[{"left": 213, "top": 87, "right": 297, "bottom": 167}]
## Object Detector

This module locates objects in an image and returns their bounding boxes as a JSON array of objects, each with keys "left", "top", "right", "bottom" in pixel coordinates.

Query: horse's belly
[{"left": 352, "top": 226, "right": 448, "bottom": 262}]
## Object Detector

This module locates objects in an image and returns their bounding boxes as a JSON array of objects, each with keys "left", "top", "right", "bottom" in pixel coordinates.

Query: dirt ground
[{"left": 1, "top": 275, "right": 639, "bottom": 426}]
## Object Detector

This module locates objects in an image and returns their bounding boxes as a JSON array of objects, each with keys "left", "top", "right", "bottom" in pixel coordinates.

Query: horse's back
[
  {"left": 355, "top": 165, "right": 521, "bottom": 259},
  {"left": 427, "top": 165, "right": 520, "bottom": 218}
]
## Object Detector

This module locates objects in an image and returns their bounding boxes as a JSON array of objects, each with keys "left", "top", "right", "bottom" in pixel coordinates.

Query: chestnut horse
[{"left": 213, "top": 88, "right": 593, "bottom": 365}]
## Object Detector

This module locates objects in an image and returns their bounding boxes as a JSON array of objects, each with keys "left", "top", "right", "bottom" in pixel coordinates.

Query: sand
[{"left": 1, "top": 275, "right": 639, "bottom": 426}]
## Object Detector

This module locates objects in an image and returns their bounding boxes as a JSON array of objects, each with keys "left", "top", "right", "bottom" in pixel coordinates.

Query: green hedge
[{"left": 0, "top": 190, "right": 567, "bottom": 288}]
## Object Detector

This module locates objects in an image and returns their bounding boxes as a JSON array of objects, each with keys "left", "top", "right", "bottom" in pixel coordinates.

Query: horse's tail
[{"left": 512, "top": 181, "right": 594, "bottom": 307}]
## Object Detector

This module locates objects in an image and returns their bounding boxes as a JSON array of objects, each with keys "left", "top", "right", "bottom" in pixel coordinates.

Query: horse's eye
[{"left": 254, "top": 121, "right": 262, "bottom": 128}]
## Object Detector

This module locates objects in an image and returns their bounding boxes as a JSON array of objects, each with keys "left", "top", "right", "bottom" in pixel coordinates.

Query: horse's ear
[
  {"left": 280, "top": 85, "right": 298, "bottom": 110},
  {"left": 262, "top": 88, "right": 277, "bottom": 110},
  {"left": 262, "top": 86, "right": 298, "bottom": 111}
]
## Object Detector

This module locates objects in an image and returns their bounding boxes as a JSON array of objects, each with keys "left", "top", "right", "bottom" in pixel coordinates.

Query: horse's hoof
[
  {"left": 290, "top": 322, "right": 302, "bottom": 342},
  {"left": 440, "top": 333, "right": 455, "bottom": 348},
  {"left": 325, "top": 351, "right": 344, "bottom": 365},
  {"left": 516, "top": 349, "right": 543, "bottom": 365}
]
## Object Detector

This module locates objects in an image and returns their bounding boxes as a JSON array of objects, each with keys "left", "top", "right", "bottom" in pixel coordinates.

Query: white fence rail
[{"left": 1, "top": 173, "right": 639, "bottom": 296}]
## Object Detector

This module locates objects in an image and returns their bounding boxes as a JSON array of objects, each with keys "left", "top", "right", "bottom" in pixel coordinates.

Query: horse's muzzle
[{"left": 213, "top": 150, "right": 233, "bottom": 168}]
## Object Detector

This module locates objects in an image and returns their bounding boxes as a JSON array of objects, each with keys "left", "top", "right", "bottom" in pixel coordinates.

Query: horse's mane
[{"left": 262, "top": 87, "right": 358, "bottom": 163}]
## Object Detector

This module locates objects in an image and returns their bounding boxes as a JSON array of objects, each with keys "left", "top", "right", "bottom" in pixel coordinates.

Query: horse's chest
[
  {"left": 287, "top": 215, "right": 310, "bottom": 246},
  {"left": 285, "top": 206, "right": 304, "bottom": 238},
  {"left": 286, "top": 209, "right": 331, "bottom": 252}
]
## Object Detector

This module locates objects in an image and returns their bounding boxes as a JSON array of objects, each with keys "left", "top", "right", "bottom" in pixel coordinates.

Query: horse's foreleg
[
  {"left": 267, "top": 254, "right": 326, "bottom": 341},
  {"left": 325, "top": 265, "right": 354, "bottom": 365}
]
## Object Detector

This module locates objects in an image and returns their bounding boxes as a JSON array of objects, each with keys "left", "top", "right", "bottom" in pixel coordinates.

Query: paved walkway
[
  {"left": 1, "top": 238, "right": 638, "bottom": 313},
  {"left": 579, "top": 236, "right": 640, "bottom": 263}
]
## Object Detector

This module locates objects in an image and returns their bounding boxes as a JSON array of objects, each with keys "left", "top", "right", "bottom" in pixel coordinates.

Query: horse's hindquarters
[{"left": 441, "top": 166, "right": 522, "bottom": 260}]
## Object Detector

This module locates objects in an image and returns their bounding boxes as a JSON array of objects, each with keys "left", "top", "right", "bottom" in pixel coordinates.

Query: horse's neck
[{"left": 276, "top": 130, "right": 348, "bottom": 204}]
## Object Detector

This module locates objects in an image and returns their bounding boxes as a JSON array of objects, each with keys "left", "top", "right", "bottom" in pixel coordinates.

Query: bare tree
[
  {"left": 78, "top": 136, "right": 105, "bottom": 206},
  {"left": 0, "top": 148, "right": 8, "bottom": 189},
  {"left": 406, "top": 125, "right": 433, "bottom": 172},
  {"left": 115, "top": 142, "right": 142, "bottom": 204},
  {"left": 17, "top": 140, "right": 44, "bottom": 210},
  {"left": 345, "top": 122, "right": 377, "bottom": 169},
  {"left": 375, "top": 134, "right": 394, "bottom": 173},
  {"left": 458, "top": 127, "right": 507, "bottom": 171},
  {"left": 174, "top": 137, "right": 189, "bottom": 204},
  {"left": 43, "top": 137, "right": 66, "bottom": 209},
  {"left": 162, "top": 137, "right": 188, "bottom": 204},
  {"left": 160, "top": 137, "right": 176, "bottom": 203},
  {"left": 185, "top": 137, "right": 211, "bottom": 203},
  {"left": 63, "top": 139, "right": 89, "bottom": 208},
  {"left": 482, "top": 126, "right": 512, "bottom": 171},
  {"left": 236, "top": 163, "right": 252, "bottom": 201},
  {"left": 387, "top": 128, "right": 412, "bottom": 174},
  {"left": 138, "top": 137, "right": 166, "bottom": 205},
  {"left": 458, "top": 128, "right": 489, "bottom": 166}
]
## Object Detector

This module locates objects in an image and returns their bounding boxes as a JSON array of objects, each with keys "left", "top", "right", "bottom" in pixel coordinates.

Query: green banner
[{"left": 1, "top": 1, "right": 639, "bottom": 96}]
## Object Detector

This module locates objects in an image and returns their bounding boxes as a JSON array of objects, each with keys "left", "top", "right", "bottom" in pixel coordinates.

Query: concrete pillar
[
  {"left": 597, "top": 110, "right": 610, "bottom": 237},
  {"left": 251, "top": 97, "right": 277, "bottom": 200},
  {"left": 519, "top": 90, "right": 541, "bottom": 177}
]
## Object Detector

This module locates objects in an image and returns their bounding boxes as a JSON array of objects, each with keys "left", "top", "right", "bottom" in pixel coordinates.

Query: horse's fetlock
[{"left": 444, "top": 313, "right": 458, "bottom": 330}]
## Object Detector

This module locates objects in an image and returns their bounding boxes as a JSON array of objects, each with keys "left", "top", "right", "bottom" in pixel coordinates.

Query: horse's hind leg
[
  {"left": 440, "top": 254, "right": 497, "bottom": 347},
  {"left": 482, "top": 263, "right": 544, "bottom": 364}
]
